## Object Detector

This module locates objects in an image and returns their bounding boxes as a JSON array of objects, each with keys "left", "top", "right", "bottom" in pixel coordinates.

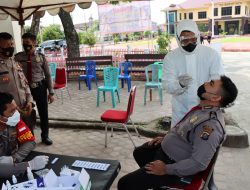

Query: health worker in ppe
[{"left": 162, "top": 20, "right": 224, "bottom": 127}]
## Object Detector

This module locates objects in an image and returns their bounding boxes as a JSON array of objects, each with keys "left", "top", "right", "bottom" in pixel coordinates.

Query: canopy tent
[{"left": 0, "top": 0, "right": 146, "bottom": 26}]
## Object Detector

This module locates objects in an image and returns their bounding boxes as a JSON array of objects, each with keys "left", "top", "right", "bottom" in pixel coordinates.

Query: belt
[{"left": 29, "top": 80, "right": 44, "bottom": 89}]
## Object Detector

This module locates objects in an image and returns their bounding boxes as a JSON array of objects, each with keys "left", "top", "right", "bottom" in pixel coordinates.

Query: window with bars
[
  {"left": 179, "top": 13, "right": 182, "bottom": 20},
  {"left": 198, "top": 11, "right": 207, "bottom": 19},
  {"left": 221, "top": 7, "right": 232, "bottom": 16},
  {"left": 235, "top": 6, "right": 241, "bottom": 15},
  {"left": 184, "top": 13, "right": 187, "bottom": 19}
]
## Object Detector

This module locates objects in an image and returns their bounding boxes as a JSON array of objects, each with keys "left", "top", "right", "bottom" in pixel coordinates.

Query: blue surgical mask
[{"left": 6, "top": 110, "right": 20, "bottom": 127}]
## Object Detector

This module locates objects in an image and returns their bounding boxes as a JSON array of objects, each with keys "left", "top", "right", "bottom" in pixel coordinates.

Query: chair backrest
[
  {"left": 165, "top": 146, "right": 221, "bottom": 190},
  {"left": 85, "top": 60, "right": 96, "bottom": 77},
  {"left": 153, "top": 61, "right": 163, "bottom": 79},
  {"left": 49, "top": 62, "right": 57, "bottom": 80},
  {"left": 103, "top": 67, "right": 119, "bottom": 87},
  {"left": 145, "top": 64, "right": 162, "bottom": 83},
  {"left": 119, "top": 61, "right": 133, "bottom": 76},
  {"left": 55, "top": 68, "right": 67, "bottom": 85},
  {"left": 126, "top": 86, "right": 136, "bottom": 118}
]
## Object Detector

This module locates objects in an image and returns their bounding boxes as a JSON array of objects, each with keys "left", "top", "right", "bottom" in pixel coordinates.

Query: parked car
[{"left": 39, "top": 39, "right": 67, "bottom": 51}]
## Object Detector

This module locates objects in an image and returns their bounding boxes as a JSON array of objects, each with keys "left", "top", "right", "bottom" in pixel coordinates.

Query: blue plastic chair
[
  {"left": 118, "top": 61, "right": 133, "bottom": 92},
  {"left": 78, "top": 60, "right": 98, "bottom": 90},
  {"left": 49, "top": 62, "right": 57, "bottom": 81},
  {"left": 144, "top": 64, "right": 163, "bottom": 105},
  {"left": 97, "top": 67, "right": 120, "bottom": 108}
]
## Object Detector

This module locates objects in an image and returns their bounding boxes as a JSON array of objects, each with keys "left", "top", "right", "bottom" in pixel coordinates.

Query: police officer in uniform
[
  {"left": 0, "top": 92, "right": 49, "bottom": 178},
  {"left": 15, "top": 33, "right": 54, "bottom": 145},
  {"left": 118, "top": 76, "right": 238, "bottom": 190},
  {"left": 0, "top": 32, "right": 33, "bottom": 128}
]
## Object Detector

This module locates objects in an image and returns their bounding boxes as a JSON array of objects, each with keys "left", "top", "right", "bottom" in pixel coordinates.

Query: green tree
[
  {"left": 144, "top": 31, "right": 151, "bottom": 38},
  {"left": 82, "top": 31, "right": 97, "bottom": 48},
  {"left": 42, "top": 24, "right": 65, "bottom": 41},
  {"left": 157, "top": 33, "right": 170, "bottom": 54}
]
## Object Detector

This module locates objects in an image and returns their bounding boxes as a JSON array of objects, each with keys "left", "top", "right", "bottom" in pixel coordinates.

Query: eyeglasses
[{"left": 179, "top": 35, "right": 197, "bottom": 46}]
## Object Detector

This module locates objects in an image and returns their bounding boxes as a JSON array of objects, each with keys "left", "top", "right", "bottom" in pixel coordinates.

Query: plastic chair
[
  {"left": 97, "top": 67, "right": 120, "bottom": 108},
  {"left": 144, "top": 64, "right": 163, "bottom": 105},
  {"left": 159, "top": 147, "right": 221, "bottom": 190},
  {"left": 78, "top": 60, "right": 98, "bottom": 90},
  {"left": 53, "top": 68, "right": 71, "bottom": 104},
  {"left": 153, "top": 61, "right": 163, "bottom": 81},
  {"left": 101, "top": 86, "right": 139, "bottom": 147},
  {"left": 118, "top": 61, "right": 133, "bottom": 92},
  {"left": 49, "top": 62, "right": 57, "bottom": 81}
]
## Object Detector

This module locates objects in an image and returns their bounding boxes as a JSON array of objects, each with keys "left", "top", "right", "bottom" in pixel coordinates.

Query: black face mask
[
  {"left": 182, "top": 43, "right": 197, "bottom": 52},
  {"left": 197, "top": 84, "right": 206, "bottom": 100},
  {"left": 0, "top": 47, "right": 14, "bottom": 57},
  {"left": 23, "top": 44, "right": 33, "bottom": 52}
]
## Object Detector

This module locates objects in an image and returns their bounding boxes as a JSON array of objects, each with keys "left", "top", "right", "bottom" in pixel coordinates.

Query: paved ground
[{"left": 32, "top": 52, "right": 250, "bottom": 190}]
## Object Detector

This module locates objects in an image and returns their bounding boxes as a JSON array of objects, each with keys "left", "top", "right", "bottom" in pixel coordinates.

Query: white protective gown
[{"left": 162, "top": 20, "right": 224, "bottom": 127}]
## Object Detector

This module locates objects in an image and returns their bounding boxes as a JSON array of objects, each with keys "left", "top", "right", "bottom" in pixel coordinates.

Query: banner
[{"left": 98, "top": 1, "right": 152, "bottom": 35}]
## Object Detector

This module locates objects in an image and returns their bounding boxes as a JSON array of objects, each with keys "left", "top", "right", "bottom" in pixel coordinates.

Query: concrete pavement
[{"left": 32, "top": 52, "right": 250, "bottom": 190}]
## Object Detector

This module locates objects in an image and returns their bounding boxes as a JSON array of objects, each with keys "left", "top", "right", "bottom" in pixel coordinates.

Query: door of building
[{"left": 225, "top": 20, "right": 239, "bottom": 34}]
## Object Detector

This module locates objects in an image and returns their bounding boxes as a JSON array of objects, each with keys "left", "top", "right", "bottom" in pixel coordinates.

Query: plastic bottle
[
  {"left": 12, "top": 175, "right": 17, "bottom": 184},
  {"left": 27, "top": 167, "right": 34, "bottom": 180}
]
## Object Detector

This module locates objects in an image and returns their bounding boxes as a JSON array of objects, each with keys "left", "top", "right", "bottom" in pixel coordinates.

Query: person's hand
[
  {"left": 0, "top": 116, "right": 7, "bottom": 131},
  {"left": 28, "top": 155, "right": 49, "bottom": 170},
  {"left": 48, "top": 94, "right": 54, "bottom": 104},
  {"left": 145, "top": 160, "right": 167, "bottom": 175},
  {"left": 25, "top": 102, "right": 33, "bottom": 116},
  {"left": 148, "top": 136, "right": 164, "bottom": 146},
  {"left": 178, "top": 74, "right": 193, "bottom": 88},
  {"left": 0, "top": 156, "right": 13, "bottom": 164}
]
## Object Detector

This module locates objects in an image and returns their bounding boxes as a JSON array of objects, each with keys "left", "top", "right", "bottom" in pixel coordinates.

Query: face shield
[{"left": 176, "top": 20, "right": 200, "bottom": 54}]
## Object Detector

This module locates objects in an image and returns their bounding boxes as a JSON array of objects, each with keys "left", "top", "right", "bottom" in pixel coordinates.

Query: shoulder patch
[{"left": 200, "top": 125, "right": 214, "bottom": 140}]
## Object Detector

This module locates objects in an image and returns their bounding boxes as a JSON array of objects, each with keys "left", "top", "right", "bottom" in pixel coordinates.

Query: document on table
[{"left": 72, "top": 160, "right": 110, "bottom": 171}]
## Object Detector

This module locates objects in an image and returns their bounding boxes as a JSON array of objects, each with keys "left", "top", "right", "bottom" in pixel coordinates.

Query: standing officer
[
  {"left": 0, "top": 32, "right": 33, "bottom": 129},
  {"left": 15, "top": 33, "right": 54, "bottom": 145},
  {"left": 118, "top": 76, "right": 238, "bottom": 190}
]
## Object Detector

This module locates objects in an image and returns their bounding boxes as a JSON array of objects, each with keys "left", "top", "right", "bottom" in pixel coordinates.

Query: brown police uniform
[
  {"left": 118, "top": 105, "right": 225, "bottom": 190},
  {"left": 0, "top": 120, "right": 36, "bottom": 178},
  {"left": 0, "top": 57, "right": 33, "bottom": 108},
  {"left": 15, "top": 52, "right": 54, "bottom": 140}
]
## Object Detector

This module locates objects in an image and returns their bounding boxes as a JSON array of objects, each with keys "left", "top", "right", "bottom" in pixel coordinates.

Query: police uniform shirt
[
  {"left": 161, "top": 106, "right": 225, "bottom": 177},
  {"left": 0, "top": 57, "right": 33, "bottom": 107},
  {"left": 15, "top": 51, "right": 54, "bottom": 94}
]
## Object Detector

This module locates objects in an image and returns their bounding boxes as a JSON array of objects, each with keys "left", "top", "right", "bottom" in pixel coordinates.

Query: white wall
[{"left": 0, "top": 16, "right": 22, "bottom": 53}]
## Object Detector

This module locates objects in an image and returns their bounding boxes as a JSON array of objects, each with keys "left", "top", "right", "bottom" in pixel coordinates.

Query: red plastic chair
[
  {"left": 100, "top": 86, "right": 140, "bottom": 148},
  {"left": 160, "top": 146, "right": 221, "bottom": 190},
  {"left": 53, "top": 68, "right": 71, "bottom": 104}
]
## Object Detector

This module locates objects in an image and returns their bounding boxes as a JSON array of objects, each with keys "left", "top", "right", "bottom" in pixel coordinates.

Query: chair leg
[
  {"left": 123, "top": 124, "right": 136, "bottom": 148},
  {"left": 111, "top": 125, "right": 114, "bottom": 137},
  {"left": 103, "top": 91, "right": 106, "bottom": 102},
  {"left": 121, "top": 79, "right": 124, "bottom": 88},
  {"left": 97, "top": 89, "right": 100, "bottom": 107},
  {"left": 159, "top": 88, "right": 163, "bottom": 105},
  {"left": 127, "top": 78, "right": 131, "bottom": 92},
  {"left": 150, "top": 88, "right": 153, "bottom": 101},
  {"left": 105, "top": 123, "right": 108, "bottom": 148},
  {"left": 78, "top": 78, "right": 81, "bottom": 90},
  {"left": 116, "top": 89, "right": 120, "bottom": 103},
  {"left": 95, "top": 78, "right": 98, "bottom": 88},
  {"left": 130, "top": 118, "right": 140, "bottom": 137},
  {"left": 111, "top": 91, "right": 116, "bottom": 108},
  {"left": 66, "top": 87, "right": 71, "bottom": 99},
  {"left": 87, "top": 78, "right": 91, "bottom": 90},
  {"left": 144, "top": 87, "right": 147, "bottom": 105},
  {"left": 60, "top": 90, "right": 63, "bottom": 104}
]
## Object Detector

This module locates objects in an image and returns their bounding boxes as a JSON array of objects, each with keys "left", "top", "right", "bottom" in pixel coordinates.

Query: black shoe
[{"left": 42, "top": 137, "right": 53, "bottom": 145}]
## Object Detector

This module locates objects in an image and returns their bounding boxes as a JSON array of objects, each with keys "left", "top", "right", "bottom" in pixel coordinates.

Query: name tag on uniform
[{"left": 0, "top": 72, "right": 10, "bottom": 84}]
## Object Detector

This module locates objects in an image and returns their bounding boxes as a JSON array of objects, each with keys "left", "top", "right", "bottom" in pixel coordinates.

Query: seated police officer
[
  {"left": 0, "top": 92, "right": 49, "bottom": 178},
  {"left": 118, "top": 75, "right": 238, "bottom": 190}
]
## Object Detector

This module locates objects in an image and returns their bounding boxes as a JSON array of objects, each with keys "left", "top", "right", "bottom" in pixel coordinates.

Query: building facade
[{"left": 163, "top": 0, "right": 250, "bottom": 35}]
